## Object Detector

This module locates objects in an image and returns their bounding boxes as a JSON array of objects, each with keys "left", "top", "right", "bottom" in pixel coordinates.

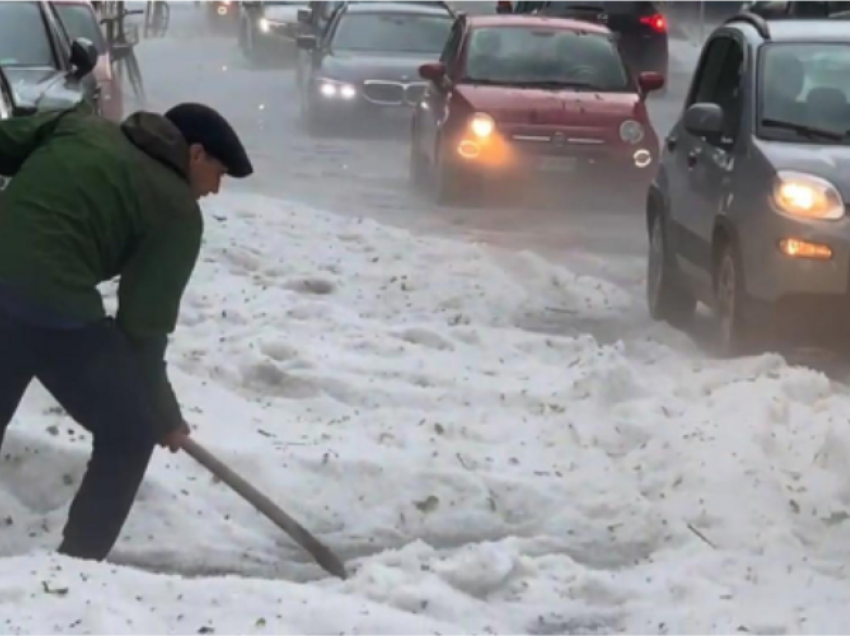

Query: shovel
[{"left": 181, "top": 438, "right": 348, "bottom": 580}]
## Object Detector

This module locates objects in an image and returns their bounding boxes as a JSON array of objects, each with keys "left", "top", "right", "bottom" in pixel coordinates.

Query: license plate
[{"left": 538, "top": 156, "right": 577, "bottom": 173}]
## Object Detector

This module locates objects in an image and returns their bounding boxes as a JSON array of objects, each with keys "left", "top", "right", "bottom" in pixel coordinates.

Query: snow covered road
[{"left": 4, "top": 193, "right": 850, "bottom": 633}]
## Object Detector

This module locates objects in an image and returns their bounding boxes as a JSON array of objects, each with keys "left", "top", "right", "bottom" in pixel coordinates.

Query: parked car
[
  {"left": 506, "top": 2, "right": 669, "bottom": 94},
  {"left": 409, "top": 13, "right": 664, "bottom": 205},
  {"left": 0, "top": 1, "right": 100, "bottom": 115},
  {"left": 205, "top": 0, "right": 240, "bottom": 34},
  {"left": 296, "top": 1, "right": 455, "bottom": 133},
  {"left": 742, "top": 1, "right": 850, "bottom": 18},
  {"left": 53, "top": 0, "right": 123, "bottom": 120},
  {"left": 239, "top": 1, "right": 310, "bottom": 65},
  {"left": 646, "top": 13, "right": 850, "bottom": 354}
]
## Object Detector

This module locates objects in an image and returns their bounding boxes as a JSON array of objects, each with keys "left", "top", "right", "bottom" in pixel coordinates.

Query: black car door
[{"left": 664, "top": 35, "right": 733, "bottom": 284}]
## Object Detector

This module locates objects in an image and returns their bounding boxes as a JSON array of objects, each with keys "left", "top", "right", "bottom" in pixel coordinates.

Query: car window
[
  {"left": 462, "top": 26, "right": 631, "bottom": 91},
  {"left": 330, "top": 13, "right": 453, "bottom": 54},
  {"left": 687, "top": 35, "right": 745, "bottom": 145},
  {"left": 53, "top": 2, "right": 107, "bottom": 54},
  {"left": 712, "top": 39, "right": 745, "bottom": 144},
  {"left": 440, "top": 21, "right": 463, "bottom": 75},
  {"left": 0, "top": 2, "right": 56, "bottom": 68},
  {"left": 688, "top": 36, "right": 731, "bottom": 106},
  {"left": 759, "top": 43, "right": 850, "bottom": 142}
]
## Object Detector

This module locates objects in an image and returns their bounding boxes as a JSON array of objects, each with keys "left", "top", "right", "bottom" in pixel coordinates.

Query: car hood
[
  {"left": 456, "top": 84, "right": 646, "bottom": 127},
  {"left": 4, "top": 67, "right": 82, "bottom": 111},
  {"left": 319, "top": 51, "right": 438, "bottom": 83},
  {"left": 263, "top": 4, "right": 305, "bottom": 22},
  {"left": 755, "top": 138, "right": 850, "bottom": 199}
]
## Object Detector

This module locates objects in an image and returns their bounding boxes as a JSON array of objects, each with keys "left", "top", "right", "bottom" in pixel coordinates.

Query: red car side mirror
[
  {"left": 638, "top": 71, "right": 665, "bottom": 94},
  {"left": 419, "top": 62, "right": 447, "bottom": 83}
]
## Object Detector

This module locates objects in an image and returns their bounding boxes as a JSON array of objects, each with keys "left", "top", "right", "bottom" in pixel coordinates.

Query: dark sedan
[
  {"left": 296, "top": 1, "right": 455, "bottom": 133},
  {"left": 0, "top": 1, "right": 100, "bottom": 114},
  {"left": 509, "top": 2, "right": 669, "bottom": 93}
]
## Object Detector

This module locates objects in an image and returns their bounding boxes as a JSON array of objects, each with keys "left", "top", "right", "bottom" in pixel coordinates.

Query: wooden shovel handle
[{"left": 181, "top": 438, "right": 348, "bottom": 579}]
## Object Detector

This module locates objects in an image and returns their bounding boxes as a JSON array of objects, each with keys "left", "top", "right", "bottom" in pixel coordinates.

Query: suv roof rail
[{"left": 724, "top": 11, "right": 772, "bottom": 39}]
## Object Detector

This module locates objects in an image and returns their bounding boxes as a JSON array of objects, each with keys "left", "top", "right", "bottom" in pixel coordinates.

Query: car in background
[
  {"left": 296, "top": 1, "right": 455, "bottom": 133},
  {"left": 410, "top": 13, "right": 664, "bottom": 205},
  {"left": 0, "top": 1, "right": 100, "bottom": 115},
  {"left": 646, "top": 14, "right": 850, "bottom": 355},
  {"left": 507, "top": 2, "right": 669, "bottom": 94},
  {"left": 53, "top": 0, "right": 123, "bottom": 121},
  {"left": 741, "top": 1, "right": 850, "bottom": 18},
  {"left": 239, "top": 1, "right": 309, "bottom": 65},
  {"left": 205, "top": 1, "right": 240, "bottom": 34}
]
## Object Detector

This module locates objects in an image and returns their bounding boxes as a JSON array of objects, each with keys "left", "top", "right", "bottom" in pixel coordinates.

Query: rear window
[
  {"left": 463, "top": 26, "right": 631, "bottom": 91},
  {"left": 331, "top": 13, "right": 453, "bottom": 53},
  {"left": 539, "top": 2, "right": 657, "bottom": 15},
  {"left": 54, "top": 3, "right": 107, "bottom": 54},
  {"left": 0, "top": 2, "right": 55, "bottom": 67}
]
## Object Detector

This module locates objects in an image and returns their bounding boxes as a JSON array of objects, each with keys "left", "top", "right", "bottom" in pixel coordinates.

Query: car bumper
[
  {"left": 446, "top": 135, "right": 658, "bottom": 191},
  {"left": 744, "top": 209, "right": 850, "bottom": 338},
  {"left": 309, "top": 88, "right": 419, "bottom": 122}
]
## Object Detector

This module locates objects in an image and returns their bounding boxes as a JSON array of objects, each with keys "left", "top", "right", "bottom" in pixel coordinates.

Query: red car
[{"left": 409, "top": 13, "right": 665, "bottom": 205}]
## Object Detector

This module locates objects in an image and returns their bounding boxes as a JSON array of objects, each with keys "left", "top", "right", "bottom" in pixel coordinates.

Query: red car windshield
[{"left": 462, "top": 27, "right": 632, "bottom": 92}]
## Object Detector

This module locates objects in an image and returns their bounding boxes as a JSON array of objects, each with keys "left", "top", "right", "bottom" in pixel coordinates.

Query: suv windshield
[
  {"left": 331, "top": 13, "right": 453, "bottom": 53},
  {"left": 463, "top": 27, "right": 631, "bottom": 91},
  {"left": 0, "top": 2, "right": 55, "bottom": 67},
  {"left": 758, "top": 43, "right": 850, "bottom": 143}
]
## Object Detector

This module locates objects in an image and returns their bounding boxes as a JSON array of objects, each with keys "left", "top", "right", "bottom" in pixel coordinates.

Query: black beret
[{"left": 164, "top": 102, "right": 253, "bottom": 178}]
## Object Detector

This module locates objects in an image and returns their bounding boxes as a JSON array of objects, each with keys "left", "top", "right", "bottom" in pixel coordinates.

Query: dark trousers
[{"left": 0, "top": 309, "right": 158, "bottom": 560}]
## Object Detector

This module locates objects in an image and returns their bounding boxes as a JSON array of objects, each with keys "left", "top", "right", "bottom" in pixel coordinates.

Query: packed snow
[{"left": 3, "top": 192, "right": 850, "bottom": 633}]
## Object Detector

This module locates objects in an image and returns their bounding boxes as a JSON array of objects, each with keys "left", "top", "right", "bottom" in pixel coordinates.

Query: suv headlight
[
  {"left": 619, "top": 119, "right": 645, "bottom": 144},
  {"left": 772, "top": 171, "right": 845, "bottom": 220},
  {"left": 469, "top": 112, "right": 495, "bottom": 138}
]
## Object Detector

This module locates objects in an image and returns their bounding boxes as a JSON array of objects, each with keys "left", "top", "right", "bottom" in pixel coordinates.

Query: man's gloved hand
[{"left": 159, "top": 421, "right": 191, "bottom": 453}]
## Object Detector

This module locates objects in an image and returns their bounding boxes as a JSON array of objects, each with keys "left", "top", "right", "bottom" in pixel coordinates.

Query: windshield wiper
[{"left": 761, "top": 118, "right": 845, "bottom": 141}]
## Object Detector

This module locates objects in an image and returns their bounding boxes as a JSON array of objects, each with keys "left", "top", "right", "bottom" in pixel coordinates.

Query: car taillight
[{"left": 640, "top": 14, "right": 667, "bottom": 33}]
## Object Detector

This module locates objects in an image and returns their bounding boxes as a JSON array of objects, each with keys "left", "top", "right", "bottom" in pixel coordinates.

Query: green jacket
[{"left": 0, "top": 107, "right": 203, "bottom": 435}]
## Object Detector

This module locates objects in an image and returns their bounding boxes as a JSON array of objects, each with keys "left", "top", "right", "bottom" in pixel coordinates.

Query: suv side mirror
[
  {"left": 684, "top": 103, "right": 725, "bottom": 140},
  {"left": 70, "top": 38, "right": 99, "bottom": 79},
  {"left": 638, "top": 71, "right": 665, "bottom": 94},
  {"left": 297, "top": 8, "right": 312, "bottom": 23},
  {"left": 419, "top": 62, "right": 446, "bottom": 83},
  {"left": 297, "top": 34, "right": 317, "bottom": 50}
]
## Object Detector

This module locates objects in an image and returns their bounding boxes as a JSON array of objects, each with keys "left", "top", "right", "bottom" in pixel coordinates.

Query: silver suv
[{"left": 646, "top": 13, "right": 850, "bottom": 355}]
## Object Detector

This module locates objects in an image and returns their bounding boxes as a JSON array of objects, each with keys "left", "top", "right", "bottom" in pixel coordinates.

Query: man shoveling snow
[{"left": 0, "top": 102, "right": 252, "bottom": 561}]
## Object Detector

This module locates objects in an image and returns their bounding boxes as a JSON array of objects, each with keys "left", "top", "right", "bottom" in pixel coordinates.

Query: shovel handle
[{"left": 181, "top": 437, "right": 348, "bottom": 579}]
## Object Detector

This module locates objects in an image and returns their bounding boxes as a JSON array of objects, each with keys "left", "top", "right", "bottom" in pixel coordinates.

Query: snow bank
[{"left": 3, "top": 193, "right": 850, "bottom": 633}]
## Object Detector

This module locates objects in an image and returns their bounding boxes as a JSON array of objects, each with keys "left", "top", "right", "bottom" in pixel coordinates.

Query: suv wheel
[
  {"left": 647, "top": 212, "right": 695, "bottom": 326},
  {"left": 716, "top": 242, "right": 753, "bottom": 356}
]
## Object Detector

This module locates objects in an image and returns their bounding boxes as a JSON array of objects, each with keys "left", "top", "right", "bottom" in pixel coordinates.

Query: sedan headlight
[
  {"left": 772, "top": 171, "right": 845, "bottom": 221},
  {"left": 619, "top": 119, "right": 645, "bottom": 144},
  {"left": 316, "top": 78, "right": 357, "bottom": 100},
  {"left": 469, "top": 112, "right": 495, "bottom": 138}
]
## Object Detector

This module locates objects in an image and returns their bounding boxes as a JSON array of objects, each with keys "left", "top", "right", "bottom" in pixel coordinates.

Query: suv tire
[
  {"left": 647, "top": 212, "right": 696, "bottom": 327},
  {"left": 716, "top": 241, "right": 755, "bottom": 356}
]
